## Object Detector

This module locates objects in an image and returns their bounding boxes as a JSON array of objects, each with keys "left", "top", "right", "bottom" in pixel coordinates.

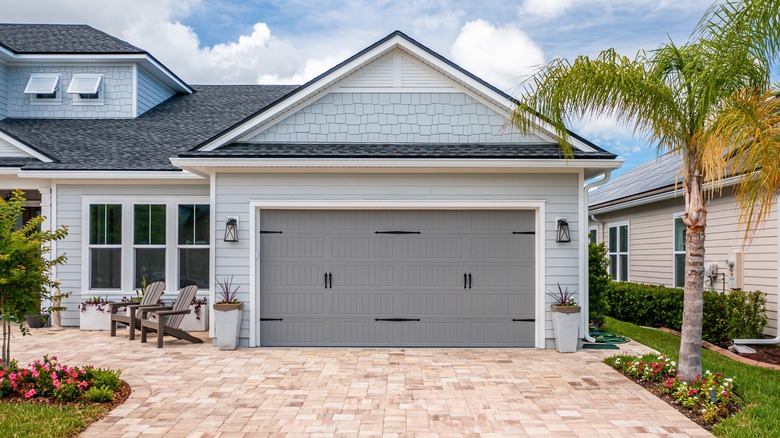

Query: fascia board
[{"left": 16, "top": 170, "right": 204, "bottom": 180}]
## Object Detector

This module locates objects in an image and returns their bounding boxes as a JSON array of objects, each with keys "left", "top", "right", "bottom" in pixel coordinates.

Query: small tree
[
  {"left": 0, "top": 190, "right": 68, "bottom": 370},
  {"left": 588, "top": 242, "right": 611, "bottom": 323}
]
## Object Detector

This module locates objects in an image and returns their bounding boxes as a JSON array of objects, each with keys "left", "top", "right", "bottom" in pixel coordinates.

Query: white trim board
[{"left": 246, "top": 199, "right": 548, "bottom": 349}]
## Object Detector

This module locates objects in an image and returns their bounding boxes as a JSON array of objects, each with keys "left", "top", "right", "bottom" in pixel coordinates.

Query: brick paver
[{"left": 12, "top": 328, "right": 711, "bottom": 437}]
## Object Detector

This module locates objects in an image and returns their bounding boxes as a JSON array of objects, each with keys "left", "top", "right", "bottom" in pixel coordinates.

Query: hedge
[{"left": 604, "top": 282, "right": 767, "bottom": 344}]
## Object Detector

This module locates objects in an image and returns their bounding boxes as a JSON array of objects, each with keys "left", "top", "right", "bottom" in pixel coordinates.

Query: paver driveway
[{"left": 13, "top": 328, "right": 710, "bottom": 437}]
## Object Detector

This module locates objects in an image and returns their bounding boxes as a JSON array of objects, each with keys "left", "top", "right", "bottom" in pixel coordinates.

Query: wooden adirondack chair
[
  {"left": 109, "top": 281, "right": 165, "bottom": 340},
  {"left": 139, "top": 285, "right": 203, "bottom": 348}
]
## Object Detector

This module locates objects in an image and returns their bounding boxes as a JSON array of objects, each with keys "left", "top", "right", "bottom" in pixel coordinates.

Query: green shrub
[
  {"left": 85, "top": 368, "right": 121, "bottom": 392},
  {"left": 588, "top": 243, "right": 611, "bottom": 322},
  {"left": 84, "top": 386, "right": 114, "bottom": 403},
  {"left": 604, "top": 282, "right": 768, "bottom": 344}
]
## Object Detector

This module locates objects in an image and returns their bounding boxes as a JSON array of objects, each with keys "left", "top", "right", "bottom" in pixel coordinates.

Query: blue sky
[{"left": 3, "top": 0, "right": 722, "bottom": 175}]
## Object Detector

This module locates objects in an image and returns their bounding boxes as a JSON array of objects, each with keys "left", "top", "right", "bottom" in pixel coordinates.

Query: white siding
[
  {"left": 0, "top": 136, "right": 33, "bottom": 157},
  {"left": 337, "top": 50, "right": 453, "bottom": 90},
  {"left": 213, "top": 172, "right": 581, "bottom": 347},
  {"left": 136, "top": 67, "right": 175, "bottom": 116},
  {"left": 55, "top": 183, "right": 209, "bottom": 327},
  {"left": 590, "top": 189, "right": 778, "bottom": 335}
]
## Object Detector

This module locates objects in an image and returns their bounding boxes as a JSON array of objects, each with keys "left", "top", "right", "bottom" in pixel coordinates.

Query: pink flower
[
  {"left": 32, "top": 370, "right": 39, "bottom": 378},
  {"left": 51, "top": 372, "right": 57, "bottom": 380},
  {"left": 24, "top": 389, "right": 36, "bottom": 399},
  {"left": 53, "top": 380, "right": 61, "bottom": 389},
  {"left": 79, "top": 381, "right": 89, "bottom": 388}
]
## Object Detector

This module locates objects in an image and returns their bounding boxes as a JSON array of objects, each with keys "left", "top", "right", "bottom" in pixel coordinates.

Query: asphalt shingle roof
[
  {"left": 0, "top": 85, "right": 298, "bottom": 171},
  {"left": 180, "top": 142, "right": 617, "bottom": 160},
  {"left": 589, "top": 153, "right": 682, "bottom": 207},
  {"left": 0, "top": 24, "right": 143, "bottom": 54}
]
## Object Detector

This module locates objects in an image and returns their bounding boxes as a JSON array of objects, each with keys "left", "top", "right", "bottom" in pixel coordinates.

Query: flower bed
[
  {"left": 0, "top": 356, "right": 126, "bottom": 404},
  {"left": 605, "top": 353, "right": 739, "bottom": 428}
]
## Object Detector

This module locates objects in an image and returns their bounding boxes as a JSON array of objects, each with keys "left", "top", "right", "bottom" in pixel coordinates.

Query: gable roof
[
  {"left": 589, "top": 153, "right": 682, "bottom": 209},
  {"left": 192, "top": 30, "right": 609, "bottom": 157},
  {"left": 0, "top": 85, "right": 297, "bottom": 171},
  {"left": 0, "top": 24, "right": 143, "bottom": 54}
]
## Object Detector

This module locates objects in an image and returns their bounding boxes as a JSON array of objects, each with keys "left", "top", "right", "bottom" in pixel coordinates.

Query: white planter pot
[
  {"left": 180, "top": 305, "right": 209, "bottom": 331},
  {"left": 213, "top": 303, "right": 242, "bottom": 350},
  {"left": 80, "top": 307, "right": 111, "bottom": 331},
  {"left": 551, "top": 305, "right": 581, "bottom": 353}
]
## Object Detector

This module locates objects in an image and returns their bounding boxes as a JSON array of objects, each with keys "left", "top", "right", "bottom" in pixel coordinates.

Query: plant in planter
[
  {"left": 212, "top": 277, "right": 242, "bottom": 350},
  {"left": 548, "top": 284, "right": 581, "bottom": 353},
  {"left": 178, "top": 296, "right": 209, "bottom": 331},
  {"left": 79, "top": 296, "right": 112, "bottom": 331}
]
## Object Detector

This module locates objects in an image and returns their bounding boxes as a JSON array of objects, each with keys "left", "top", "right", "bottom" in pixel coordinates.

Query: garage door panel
[
  {"left": 401, "top": 293, "right": 464, "bottom": 315},
  {"left": 471, "top": 237, "right": 533, "bottom": 259},
  {"left": 330, "top": 265, "right": 394, "bottom": 287},
  {"left": 262, "top": 236, "right": 324, "bottom": 259},
  {"left": 398, "top": 211, "right": 466, "bottom": 231},
  {"left": 261, "top": 264, "right": 325, "bottom": 287},
  {"left": 332, "top": 293, "right": 394, "bottom": 314},
  {"left": 400, "top": 264, "right": 463, "bottom": 287},
  {"left": 471, "top": 321, "right": 534, "bottom": 346},
  {"left": 329, "top": 211, "right": 394, "bottom": 231},
  {"left": 401, "top": 237, "right": 464, "bottom": 258},
  {"left": 260, "top": 321, "right": 325, "bottom": 345},
  {"left": 331, "top": 321, "right": 394, "bottom": 344},
  {"left": 330, "top": 236, "right": 393, "bottom": 259},
  {"left": 472, "top": 211, "right": 534, "bottom": 230},
  {"left": 261, "top": 211, "right": 325, "bottom": 230},
  {"left": 469, "top": 266, "right": 533, "bottom": 288},
  {"left": 400, "top": 322, "right": 465, "bottom": 345},
  {"left": 470, "top": 293, "right": 534, "bottom": 315},
  {"left": 262, "top": 292, "right": 324, "bottom": 314}
]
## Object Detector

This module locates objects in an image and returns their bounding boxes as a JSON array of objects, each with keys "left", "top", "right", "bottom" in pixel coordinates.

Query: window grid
[
  {"left": 674, "top": 217, "right": 686, "bottom": 288},
  {"left": 608, "top": 223, "right": 629, "bottom": 281}
]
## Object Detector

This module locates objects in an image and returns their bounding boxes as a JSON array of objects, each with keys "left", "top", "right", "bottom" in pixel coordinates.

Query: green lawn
[
  {"left": 604, "top": 317, "right": 780, "bottom": 438},
  {"left": 0, "top": 402, "right": 107, "bottom": 438}
]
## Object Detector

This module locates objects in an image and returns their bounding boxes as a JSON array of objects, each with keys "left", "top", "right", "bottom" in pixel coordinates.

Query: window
[
  {"left": 178, "top": 204, "right": 210, "bottom": 289},
  {"left": 588, "top": 227, "right": 598, "bottom": 244},
  {"left": 674, "top": 217, "right": 686, "bottom": 288},
  {"left": 134, "top": 205, "right": 166, "bottom": 288},
  {"left": 89, "top": 204, "right": 122, "bottom": 289},
  {"left": 608, "top": 223, "right": 629, "bottom": 281},
  {"left": 24, "top": 73, "right": 61, "bottom": 103},
  {"left": 68, "top": 74, "right": 103, "bottom": 104}
]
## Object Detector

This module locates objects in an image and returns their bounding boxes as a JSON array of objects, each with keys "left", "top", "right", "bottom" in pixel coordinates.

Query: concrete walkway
[{"left": 12, "top": 328, "right": 710, "bottom": 437}]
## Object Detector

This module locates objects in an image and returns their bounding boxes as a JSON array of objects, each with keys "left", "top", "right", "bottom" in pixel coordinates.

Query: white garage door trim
[{"left": 248, "top": 199, "right": 547, "bottom": 348}]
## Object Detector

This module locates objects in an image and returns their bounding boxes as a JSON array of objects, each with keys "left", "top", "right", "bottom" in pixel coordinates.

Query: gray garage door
[{"left": 258, "top": 210, "right": 535, "bottom": 347}]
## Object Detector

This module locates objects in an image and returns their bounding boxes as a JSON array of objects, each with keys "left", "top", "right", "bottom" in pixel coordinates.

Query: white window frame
[
  {"left": 673, "top": 212, "right": 686, "bottom": 289},
  {"left": 132, "top": 204, "right": 167, "bottom": 289},
  {"left": 176, "top": 203, "right": 211, "bottom": 290},
  {"left": 82, "top": 197, "right": 210, "bottom": 295},
  {"left": 25, "top": 73, "right": 62, "bottom": 105},
  {"left": 607, "top": 221, "right": 629, "bottom": 281},
  {"left": 68, "top": 74, "right": 104, "bottom": 105},
  {"left": 86, "top": 204, "right": 123, "bottom": 290}
]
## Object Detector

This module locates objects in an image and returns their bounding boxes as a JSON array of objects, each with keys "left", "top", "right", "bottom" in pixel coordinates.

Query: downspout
[
  {"left": 582, "top": 170, "right": 612, "bottom": 343},
  {"left": 733, "top": 210, "right": 780, "bottom": 345}
]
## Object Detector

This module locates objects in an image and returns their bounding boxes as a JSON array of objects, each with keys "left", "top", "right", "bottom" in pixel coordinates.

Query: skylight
[
  {"left": 24, "top": 74, "right": 60, "bottom": 94},
  {"left": 67, "top": 74, "right": 103, "bottom": 94}
]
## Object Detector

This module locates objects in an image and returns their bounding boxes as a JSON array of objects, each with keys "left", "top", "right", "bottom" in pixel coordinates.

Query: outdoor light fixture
[
  {"left": 556, "top": 217, "right": 571, "bottom": 243},
  {"left": 224, "top": 217, "right": 238, "bottom": 242}
]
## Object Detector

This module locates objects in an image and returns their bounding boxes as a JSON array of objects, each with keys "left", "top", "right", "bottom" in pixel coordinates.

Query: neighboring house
[
  {"left": 0, "top": 24, "right": 620, "bottom": 348},
  {"left": 588, "top": 153, "right": 778, "bottom": 336}
]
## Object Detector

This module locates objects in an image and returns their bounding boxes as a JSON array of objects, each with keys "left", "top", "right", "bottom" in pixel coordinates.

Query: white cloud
[
  {"left": 451, "top": 20, "right": 545, "bottom": 92},
  {"left": 521, "top": 0, "right": 576, "bottom": 18}
]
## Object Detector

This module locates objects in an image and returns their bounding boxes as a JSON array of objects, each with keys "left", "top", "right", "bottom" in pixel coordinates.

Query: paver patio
[{"left": 12, "top": 328, "right": 711, "bottom": 437}]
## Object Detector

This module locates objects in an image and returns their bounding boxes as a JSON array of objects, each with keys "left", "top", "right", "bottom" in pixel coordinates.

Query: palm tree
[{"left": 513, "top": 0, "right": 780, "bottom": 381}]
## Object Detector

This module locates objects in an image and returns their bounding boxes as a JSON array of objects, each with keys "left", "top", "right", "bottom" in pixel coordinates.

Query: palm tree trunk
[{"left": 679, "top": 166, "right": 706, "bottom": 382}]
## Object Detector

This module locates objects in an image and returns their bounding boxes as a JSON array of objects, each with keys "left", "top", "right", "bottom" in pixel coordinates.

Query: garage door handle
[
  {"left": 375, "top": 318, "right": 421, "bottom": 322},
  {"left": 512, "top": 318, "right": 535, "bottom": 322},
  {"left": 328, "top": 272, "right": 333, "bottom": 288},
  {"left": 375, "top": 231, "right": 421, "bottom": 234},
  {"left": 468, "top": 273, "right": 472, "bottom": 289},
  {"left": 324, "top": 273, "right": 328, "bottom": 289},
  {"left": 260, "top": 318, "right": 284, "bottom": 321},
  {"left": 464, "top": 273, "right": 467, "bottom": 289}
]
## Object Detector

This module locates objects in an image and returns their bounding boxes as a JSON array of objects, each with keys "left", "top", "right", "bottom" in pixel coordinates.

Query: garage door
[{"left": 258, "top": 210, "right": 535, "bottom": 347}]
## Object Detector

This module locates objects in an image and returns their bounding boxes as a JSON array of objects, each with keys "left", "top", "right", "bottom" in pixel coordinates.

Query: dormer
[{"left": 0, "top": 24, "right": 192, "bottom": 119}]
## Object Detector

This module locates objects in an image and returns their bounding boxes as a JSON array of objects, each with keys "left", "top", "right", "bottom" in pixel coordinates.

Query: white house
[{"left": 0, "top": 24, "right": 620, "bottom": 348}]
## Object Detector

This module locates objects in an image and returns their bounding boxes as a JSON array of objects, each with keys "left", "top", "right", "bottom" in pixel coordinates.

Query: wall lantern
[
  {"left": 556, "top": 217, "right": 571, "bottom": 243},
  {"left": 224, "top": 217, "right": 239, "bottom": 242}
]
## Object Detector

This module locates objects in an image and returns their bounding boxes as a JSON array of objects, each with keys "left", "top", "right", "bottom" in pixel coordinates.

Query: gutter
[{"left": 582, "top": 170, "right": 613, "bottom": 344}]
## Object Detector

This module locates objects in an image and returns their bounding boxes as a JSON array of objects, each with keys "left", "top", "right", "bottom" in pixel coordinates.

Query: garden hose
[{"left": 589, "top": 330, "right": 630, "bottom": 344}]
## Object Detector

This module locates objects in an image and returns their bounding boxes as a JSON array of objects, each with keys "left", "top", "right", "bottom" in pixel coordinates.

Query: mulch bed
[
  {"left": 0, "top": 379, "right": 131, "bottom": 415},
  {"left": 735, "top": 344, "right": 780, "bottom": 366}
]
